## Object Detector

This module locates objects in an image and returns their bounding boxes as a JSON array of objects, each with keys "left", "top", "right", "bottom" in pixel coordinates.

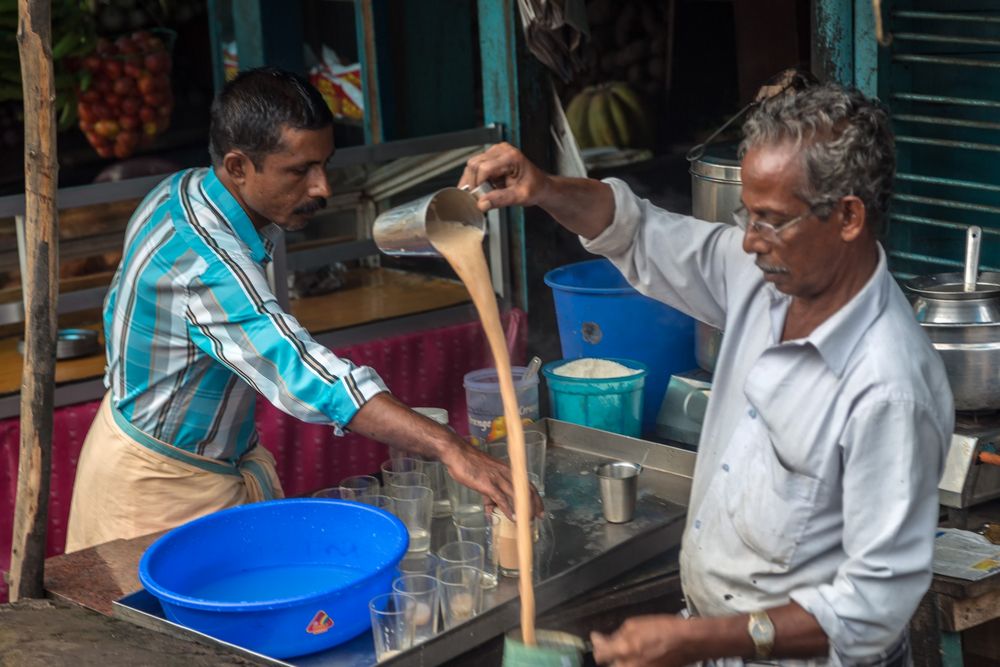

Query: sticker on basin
[{"left": 306, "top": 610, "right": 334, "bottom": 634}]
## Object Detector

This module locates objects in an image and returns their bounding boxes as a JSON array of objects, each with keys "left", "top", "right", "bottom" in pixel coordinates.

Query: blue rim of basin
[
  {"left": 138, "top": 499, "right": 408, "bottom": 612},
  {"left": 543, "top": 259, "right": 636, "bottom": 295}
]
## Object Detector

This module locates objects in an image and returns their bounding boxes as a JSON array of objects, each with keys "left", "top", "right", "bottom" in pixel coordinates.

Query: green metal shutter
[{"left": 878, "top": 1, "right": 1000, "bottom": 278}]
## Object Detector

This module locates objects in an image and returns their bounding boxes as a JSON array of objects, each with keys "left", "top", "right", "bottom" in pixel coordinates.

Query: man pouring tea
[{"left": 461, "top": 83, "right": 951, "bottom": 666}]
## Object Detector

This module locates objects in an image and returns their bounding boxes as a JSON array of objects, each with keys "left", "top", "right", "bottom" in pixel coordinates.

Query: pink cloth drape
[{"left": 0, "top": 309, "right": 527, "bottom": 602}]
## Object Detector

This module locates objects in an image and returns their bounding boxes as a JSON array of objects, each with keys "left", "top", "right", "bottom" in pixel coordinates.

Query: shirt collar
[
  {"left": 765, "top": 245, "right": 890, "bottom": 376},
  {"left": 204, "top": 168, "right": 270, "bottom": 264}
]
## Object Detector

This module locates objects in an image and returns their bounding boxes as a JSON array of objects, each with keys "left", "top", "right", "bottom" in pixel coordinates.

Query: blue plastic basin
[{"left": 139, "top": 499, "right": 409, "bottom": 658}]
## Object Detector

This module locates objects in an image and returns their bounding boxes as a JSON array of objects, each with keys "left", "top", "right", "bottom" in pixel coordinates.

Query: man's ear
[
  {"left": 839, "top": 196, "right": 867, "bottom": 242},
  {"left": 222, "top": 151, "right": 252, "bottom": 185}
]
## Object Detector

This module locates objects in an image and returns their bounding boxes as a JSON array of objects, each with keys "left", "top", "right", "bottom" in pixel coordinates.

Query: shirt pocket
[{"left": 725, "top": 432, "right": 822, "bottom": 570}]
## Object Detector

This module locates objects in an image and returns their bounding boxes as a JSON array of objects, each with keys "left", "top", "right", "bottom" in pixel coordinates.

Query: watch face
[{"left": 749, "top": 612, "right": 775, "bottom": 658}]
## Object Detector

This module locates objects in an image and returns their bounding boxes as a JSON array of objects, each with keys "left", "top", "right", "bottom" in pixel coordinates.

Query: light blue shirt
[
  {"left": 585, "top": 179, "right": 953, "bottom": 663},
  {"left": 103, "top": 167, "right": 387, "bottom": 463}
]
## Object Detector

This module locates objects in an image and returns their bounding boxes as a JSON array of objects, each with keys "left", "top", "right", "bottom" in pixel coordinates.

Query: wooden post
[{"left": 9, "top": 0, "right": 58, "bottom": 601}]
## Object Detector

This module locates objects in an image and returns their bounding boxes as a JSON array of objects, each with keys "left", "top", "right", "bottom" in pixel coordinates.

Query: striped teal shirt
[{"left": 103, "top": 167, "right": 388, "bottom": 463}]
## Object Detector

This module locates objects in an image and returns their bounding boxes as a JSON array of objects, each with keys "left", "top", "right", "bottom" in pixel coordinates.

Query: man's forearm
[
  {"left": 684, "top": 602, "right": 828, "bottom": 663},
  {"left": 347, "top": 393, "right": 461, "bottom": 461},
  {"left": 536, "top": 176, "right": 615, "bottom": 240}
]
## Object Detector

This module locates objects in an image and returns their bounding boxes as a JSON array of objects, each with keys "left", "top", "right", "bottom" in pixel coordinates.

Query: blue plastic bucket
[
  {"left": 544, "top": 259, "right": 696, "bottom": 432},
  {"left": 139, "top": 499, "right": 409, "bottom": 659},
  {"left": 542, "top": 358, "right": 647, "bottom": 437}
]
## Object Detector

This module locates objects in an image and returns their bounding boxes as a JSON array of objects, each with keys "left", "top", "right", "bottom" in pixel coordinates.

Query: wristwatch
[{"left": 747, "top": 611, "right": 775, "bottom": 659}]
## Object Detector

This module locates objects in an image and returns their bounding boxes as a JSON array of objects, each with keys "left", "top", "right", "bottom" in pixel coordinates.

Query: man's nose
[
  {"left": 742, "top": 223, "right": 771, "bottom": 255},
  {"left": 310, "top": 169, "right": 332, "bottom": 198}
]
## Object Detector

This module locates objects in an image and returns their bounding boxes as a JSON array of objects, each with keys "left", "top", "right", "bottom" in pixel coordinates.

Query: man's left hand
[{"left": 591, "top": 615, "right": 693, "bottom": 667}]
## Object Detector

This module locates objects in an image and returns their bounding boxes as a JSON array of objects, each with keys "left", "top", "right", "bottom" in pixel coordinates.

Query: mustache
[
  {"left": 756, "top": 260, "right": 790, "bottom": 275},
  {"left": 293, "top": 198, "right": 327, "bottom": 216}
]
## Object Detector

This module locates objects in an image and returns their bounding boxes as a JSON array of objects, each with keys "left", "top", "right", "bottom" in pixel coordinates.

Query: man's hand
[
  {"left": 458, "top": 142, "right": 552, "bottom": 212},
  {"left": 460, "top": 142, "right": 615, "bottom": 239},
  {"left": 441, "top": 440, "right": 544, "bottom": 519},
  {"left": 347, "top": 394, "right": 542, "bottom": 519},
  {"left": 591, "top": 604, "right": 828, "bottom": 666},
  {"left": 590, "top": 615, "right": 694, "bottom": 667}
]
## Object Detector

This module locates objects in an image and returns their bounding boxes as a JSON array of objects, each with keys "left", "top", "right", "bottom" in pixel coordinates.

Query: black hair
[{"left": 208, "top": 67, "right": 333, "bottom": 168}]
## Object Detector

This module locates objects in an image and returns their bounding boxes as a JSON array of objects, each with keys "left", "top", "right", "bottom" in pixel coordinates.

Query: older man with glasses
[{"left": 460, "top": 83, "right": 953, "bottom": 666}]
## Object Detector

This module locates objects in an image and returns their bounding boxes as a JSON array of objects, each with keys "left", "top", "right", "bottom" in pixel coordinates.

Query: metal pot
[
  {"left": 690, "top": 145, "right": 741, "bottom": 373},
  {"left": 905, "top": 271, "right": 1000, "bottom": 412}
]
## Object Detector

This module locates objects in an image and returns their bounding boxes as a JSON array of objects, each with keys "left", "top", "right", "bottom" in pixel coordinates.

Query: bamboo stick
[{"left": 9, "top": 0, "right": 59, "bottom": 601}]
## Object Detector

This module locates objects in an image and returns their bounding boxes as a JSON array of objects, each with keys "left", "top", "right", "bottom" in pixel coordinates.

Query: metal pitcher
[{"left": 372, "top": 183, "right": 492, "bottom": 257}]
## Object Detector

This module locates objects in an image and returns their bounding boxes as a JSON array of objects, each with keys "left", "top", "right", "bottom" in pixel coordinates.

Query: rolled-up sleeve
[
  {"left": 789, "top": 398, "right": 948, "bottom": 662},
  {"left": 582, "top": 178, "right": 749, "bottom": 330}
]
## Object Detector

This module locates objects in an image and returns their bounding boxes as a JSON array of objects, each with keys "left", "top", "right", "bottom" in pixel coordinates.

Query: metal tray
[
  {"left": 17, "top": 328, "right": 100, "bottom": 360},
  {"left": 113, "top": 419, "right": 695, "bottom": 666}
]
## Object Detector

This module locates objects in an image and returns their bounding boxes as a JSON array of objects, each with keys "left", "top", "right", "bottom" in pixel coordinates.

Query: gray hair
[{"left": 739, "top": 83, "right": 895, "bottom": 236}]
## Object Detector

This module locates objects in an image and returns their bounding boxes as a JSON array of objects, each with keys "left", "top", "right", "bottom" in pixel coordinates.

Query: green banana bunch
[{"left": 565, "top": 81, "right": 653, "bottom": 150}]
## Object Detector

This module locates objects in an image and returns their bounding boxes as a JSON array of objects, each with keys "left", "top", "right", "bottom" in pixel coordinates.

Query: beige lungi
[{"left": 66, "top": 392, "right": 284, "bottom": 553}]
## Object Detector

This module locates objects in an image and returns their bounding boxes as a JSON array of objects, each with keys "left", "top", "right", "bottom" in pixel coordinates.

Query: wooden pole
[{"left": 9, "top": 0, "right": 58, "bottom": 601}]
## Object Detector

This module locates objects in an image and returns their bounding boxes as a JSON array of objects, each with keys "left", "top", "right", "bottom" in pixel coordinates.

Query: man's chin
[
  {"left": 279, "top": 214, "right": 312, "bottom": 231},
  {"left": 759, "top": 268, "right": 790, "bottom": 284}
]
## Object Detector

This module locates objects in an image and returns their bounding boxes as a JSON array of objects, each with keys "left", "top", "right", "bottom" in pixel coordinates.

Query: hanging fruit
[
  {"left": 566, "top": 82, "right": 652, "bottom": 150},
  {"left": 0, "top": 0, "right": 97, "bottom": 132},
  {"left": 75, "top": 30, "right": 174, "bottom": 160}
]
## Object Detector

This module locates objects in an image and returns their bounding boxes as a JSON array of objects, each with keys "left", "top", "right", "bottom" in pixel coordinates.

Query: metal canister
[
  {"left": 690, "top": 145, "right": 741, "bottom": 373},
  {"left": 690, "top": 145, "right": 742, "bottom": 225}
]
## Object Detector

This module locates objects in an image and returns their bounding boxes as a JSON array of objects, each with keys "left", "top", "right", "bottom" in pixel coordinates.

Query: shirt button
[
  {"left": 694, "top": 519, "right": 702, "bottom": 529},
  {"left": 748, "top": 408, "right": 757, "bottom": 419},
  {"left": 722, "top": 463, "right": 730, "bottom": 472}
]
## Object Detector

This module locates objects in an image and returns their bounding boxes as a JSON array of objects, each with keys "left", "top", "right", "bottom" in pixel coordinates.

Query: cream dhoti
[{"left": 66, "top": 392, "right": 284, "bottom": 553}]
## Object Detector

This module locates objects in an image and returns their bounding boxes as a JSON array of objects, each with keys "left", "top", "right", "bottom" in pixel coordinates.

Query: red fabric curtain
[{"left": 0, "top": 309, "right": 526, "bottom": 602}]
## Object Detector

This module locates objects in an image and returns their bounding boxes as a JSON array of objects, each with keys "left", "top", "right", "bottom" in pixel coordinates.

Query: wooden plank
[
  {"left": 931, "top": 570, "right": 1000, "bottom": 601},
  {"left": 9, "top": 0, "right": 58, "bottom": 602},
  {"left": 937, "top": 586, "right": 1000, "bottom": 632},
  {"left": 44, "top": 532, "right": 164, "bottom": 616},
  {"left": 0, "top": 598, "right": 261, "bottom": 665}
]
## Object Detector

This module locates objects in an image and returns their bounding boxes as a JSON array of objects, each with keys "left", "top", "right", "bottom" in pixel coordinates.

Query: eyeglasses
[{"left": 732, "top": 204, "right": 813, "bottom": 245}]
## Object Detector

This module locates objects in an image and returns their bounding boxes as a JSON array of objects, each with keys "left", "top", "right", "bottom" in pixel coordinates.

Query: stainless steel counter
[{"left": 113, "top": 420, "right": 695, "bottom": 666}]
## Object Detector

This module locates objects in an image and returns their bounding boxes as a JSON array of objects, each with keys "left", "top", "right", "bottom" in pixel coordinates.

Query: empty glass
[
  {"left": 311, "top": 487, "right": 346, "bottom": 499},
  {"left": 453, "top": 512, "right": 500, "bottom": 589},
  {"left": 389, "top": 485, "right": 434, "bottom": 553},
  {"left": 392, "top": 574, "right": 440, "bottom": 643},
  {"left": 423, "top": 460, "right": 452, "bottom": 517},
  {"left": 386, "top": 471, "right": 431, "bottom": 493},
  {"left": 436, "top": 540, "right": 484, "bottom": 576},
  {"left": 358, "top": 494, "right": 393, "bottom": 510},
  {"left": 445, "top": 470, "right": 484, "bottom": 518},
  {"left": 339, "top": 474, "right": 380, "bottom": 499},
  {"left": 382, "top": 457, "right": 425, "bottom": 478},
  {"left": 489, "top": 430, "right": 547, "bottom": 496},
  {"left": 438, "top": 565, "right": 483, "bottom": 629},
  {"left": 396, "top": 552, "right": 439, "bottom": 578},
  {"left": 369, "top": 591, "right": 417, "bottom": 662}
]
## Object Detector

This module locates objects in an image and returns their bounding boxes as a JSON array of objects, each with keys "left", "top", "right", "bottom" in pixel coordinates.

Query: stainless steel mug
[
  {"left": 595, "top": 461, "right": 641, "bottom": 523},
  {"left": 372, "top": 183, "right": 492, "bottom": 257}
]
